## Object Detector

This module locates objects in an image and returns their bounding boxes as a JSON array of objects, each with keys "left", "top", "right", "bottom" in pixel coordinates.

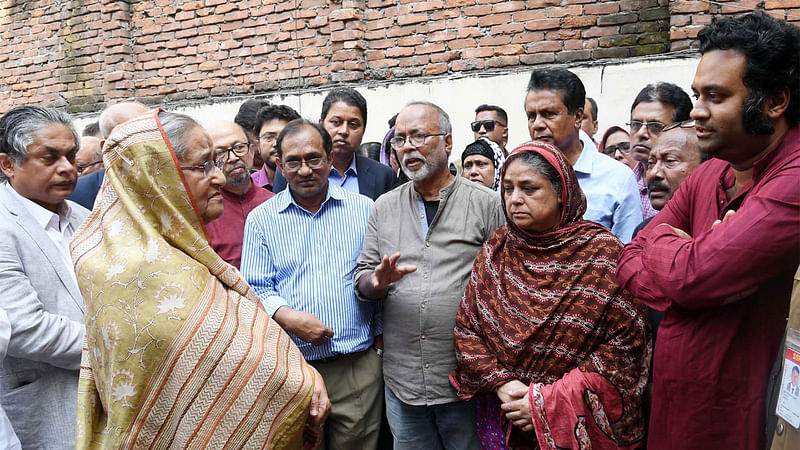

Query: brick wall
[
  {"left": 670, "top": 0, "right": 800, "bottom": 50},
  {"left": 0, "top": 0, "right": 794, "bottom": 115}
]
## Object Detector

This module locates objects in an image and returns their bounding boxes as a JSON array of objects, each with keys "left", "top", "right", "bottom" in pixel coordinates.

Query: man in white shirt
[{"left": 0, "top": 106, "right": 89, "bottom": 449}]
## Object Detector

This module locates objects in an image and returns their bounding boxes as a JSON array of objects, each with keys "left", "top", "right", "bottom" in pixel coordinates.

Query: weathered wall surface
[{"left": 5, "top": 0, "right": 795, "bottom": 116}]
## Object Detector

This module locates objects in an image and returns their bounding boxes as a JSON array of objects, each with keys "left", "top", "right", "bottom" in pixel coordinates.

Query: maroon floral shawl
[{"left": 450, "top": 141, "right": 651, "bottom": 449}]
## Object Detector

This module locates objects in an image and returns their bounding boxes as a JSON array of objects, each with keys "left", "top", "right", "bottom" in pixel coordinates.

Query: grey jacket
[{"left": 0, "top": 182, "right": 88, "bottom": 449}]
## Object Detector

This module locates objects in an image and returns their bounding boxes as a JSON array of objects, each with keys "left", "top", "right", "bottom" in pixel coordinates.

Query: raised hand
[{"left": 372, "top": 253, "right": 417, "bottom": 292}]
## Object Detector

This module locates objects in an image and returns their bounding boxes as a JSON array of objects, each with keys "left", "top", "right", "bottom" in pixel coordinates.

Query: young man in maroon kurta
[
  {"left": 617, "top": 12, "right": 800, "bottom": 449},
  {"left": 206, "top": 121, "right": 273, "bottom": 269}
]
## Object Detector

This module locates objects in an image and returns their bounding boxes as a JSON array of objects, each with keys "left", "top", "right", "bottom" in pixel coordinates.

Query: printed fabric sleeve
[{"left": 529, "top": 292, "right": 650, "bottom": 449}]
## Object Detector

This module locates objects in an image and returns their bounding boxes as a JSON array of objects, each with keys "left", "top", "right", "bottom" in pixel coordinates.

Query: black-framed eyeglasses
[
  {"left": 661, "top": 119, "right": 696, "bottom": 133},
  {"left": 77, "top": 160, "right": 102, "bottom": 174},
  {"left": 627, "top": 120, "right": 668, "bottom": 135},
  {"left": 603, "top": 141, "right": 631, "bottom": 155},
  {"left": 180, "top": 159, "right": 224, "bottom": 177},
  {"left": 390, "top": 132, "right": 446, "bottom": 150},
  {"left": 282, "top": 156, "right": 326, "bottom": 172},
  {"left": 215, "top": 142, "right": 250, "bottom": 161},
  {"left": 470, "top": 120, "right": 506, "bottom": 133}
]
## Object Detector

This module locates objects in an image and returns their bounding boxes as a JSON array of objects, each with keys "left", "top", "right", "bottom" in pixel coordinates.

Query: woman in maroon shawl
[{"left": 450, "top": 141, "right": 651, "bottom": 449}]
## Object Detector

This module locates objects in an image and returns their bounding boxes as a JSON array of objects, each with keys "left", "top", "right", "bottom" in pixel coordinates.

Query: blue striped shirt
[{"left": 241, "top": 183, "right": 380, "bottom": 361}]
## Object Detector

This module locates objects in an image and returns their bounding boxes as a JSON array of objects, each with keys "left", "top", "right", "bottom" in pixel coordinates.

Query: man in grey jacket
[
  {"left": 0, "top": 106, "right": 88, "bottom": 448},
  {"left": 356, "top": 102, "right": 504, "bottom": 449}
]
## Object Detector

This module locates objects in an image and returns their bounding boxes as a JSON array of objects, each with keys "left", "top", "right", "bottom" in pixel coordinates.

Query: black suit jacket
[
  {"left": 67, "top": 168, "right": 104, "bottom": 210},
  {"left": 272, "top": 154, "right": 397, "bottom": 201}
]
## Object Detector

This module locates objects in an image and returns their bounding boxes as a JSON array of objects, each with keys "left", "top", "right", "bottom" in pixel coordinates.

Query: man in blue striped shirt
[{"left": 241, "top": 119, "right": 383, "bottom": 450}]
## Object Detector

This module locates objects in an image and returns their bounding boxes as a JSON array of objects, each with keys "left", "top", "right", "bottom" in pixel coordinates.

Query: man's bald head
[
  {"left": 99, "top": 102, "right": 148, "bottom": 139},
  {"left": 76, "top": 136, "right": 103, "bottom": 176},
  {"left": 645, "top": 127, "right": 703, "bottom": 210},
  {"left": 207, "top": 120, "right": 253, "bottom": 191}
]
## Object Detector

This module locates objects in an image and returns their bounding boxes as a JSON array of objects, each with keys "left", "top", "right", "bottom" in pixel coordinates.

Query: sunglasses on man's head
[{"left": 471, "top": 120, "right": 506, "bottom": 133}]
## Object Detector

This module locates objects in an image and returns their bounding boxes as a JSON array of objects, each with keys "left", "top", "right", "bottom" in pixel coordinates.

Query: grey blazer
[{"left": 0, "top": 182, "right": 88, "bottom": 449}]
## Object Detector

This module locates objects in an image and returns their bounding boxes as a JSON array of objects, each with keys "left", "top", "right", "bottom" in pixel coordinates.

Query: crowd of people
[{"left": 0, "top": 11, "right": 798, "bottom": 450}]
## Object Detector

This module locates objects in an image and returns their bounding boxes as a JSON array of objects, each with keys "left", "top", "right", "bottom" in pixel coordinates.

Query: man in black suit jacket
[{"left": 273, "top": 88, "right": 396, "bottom": 201}]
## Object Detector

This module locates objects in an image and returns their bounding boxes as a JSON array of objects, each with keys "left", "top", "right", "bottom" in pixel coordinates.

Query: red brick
[
  {"left": 397, "top": 13, "right": 428, "bottom": 26},
  {"left": 585, "top": 2, "right": 620, "bottom": 14},
  {"left": 386, "top": 47, "right": 414, "bottom": 57},
  {"left": 448, "top": 38, "right": 477, "bottom": 49},
  {"left": 527, "top": 40, "right": 561, "bottom": 53},
  {"left": 479, "top": 13, "right": 510, "bottom": 26},
  {"left": 562, "top": 15, "right": 597, "bottom": 28},
  {"left": 670, "top": 1, "right": 709, "bottom": 13},
  {"left": 546, "top": 5, "right": 582, "bottom": 17},
  {"left": 424, "top": 62, "right": 448, "bottom": 75},
  {"left": 524, "top": 19, "right": 560, "bottom": 30},
  {"left": 463, "top": 5, "right": 492, "bottom": 16}
]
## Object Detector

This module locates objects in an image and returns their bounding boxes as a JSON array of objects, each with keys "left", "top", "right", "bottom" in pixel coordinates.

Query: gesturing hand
[
  {"left": 303, "top": 366, "right": 331, "bottom": 450},
  {"left": 274, "top": 307, "right": 334, "bottom": 346},
  {"left": 371, "top": 253, "right": 417, "bottom": 293}
]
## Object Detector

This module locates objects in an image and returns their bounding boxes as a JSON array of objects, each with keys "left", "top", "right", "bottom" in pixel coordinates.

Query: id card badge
[{"left": 776, "top": 328, "right": 800, "bottom": 429}]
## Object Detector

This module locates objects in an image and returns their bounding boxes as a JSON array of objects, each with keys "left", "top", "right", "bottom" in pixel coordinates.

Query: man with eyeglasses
[
  {"left": 272, "top": 89, "right": 397, "bottom": 201},
  {"left": 628, "top": 82, "right": 693, "bottom": 220},
  {"left": 205, "top": 120, "right": 273, "bottom": 269},
  {"left": 251, "top": 104, "right": 300, "bottom": 191},
  {"left": 356, "top": 102, "right": 503, "bottom": 449},
  {"left": 75, "top": 136, "right": 103, "bottom": 177},
  {"left": 525, "top": 67, "right": 642, "bottom": 243},
  {"left": 242, "top": 119, "right": 383, "bottom": 450},
  {"left": 472, "top": 104, "right": 509, "bottom": 153}
]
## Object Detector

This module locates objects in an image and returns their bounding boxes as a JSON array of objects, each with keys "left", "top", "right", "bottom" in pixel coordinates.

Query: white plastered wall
[{"left": 74, "top": 54, "right": 702, "bottom": 162}]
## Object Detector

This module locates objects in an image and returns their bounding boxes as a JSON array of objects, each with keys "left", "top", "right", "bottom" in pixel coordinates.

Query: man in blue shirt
[
  {"left": 525, "top": 68, "right": 642, "bottom": 242},
  {"left": 241, "top": 119, "right": 383, "bottom": 450}
]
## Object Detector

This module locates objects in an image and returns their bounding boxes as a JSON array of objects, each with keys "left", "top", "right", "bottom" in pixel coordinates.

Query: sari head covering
[
  {"left": 450, "top": 141, "right": 651, "bottom": 449},
  {"left": 70, "top": 109, "right": 314, "bottom": 449},
  {"left": 461, "top": 137, "right": 506, "bottom": 191}
]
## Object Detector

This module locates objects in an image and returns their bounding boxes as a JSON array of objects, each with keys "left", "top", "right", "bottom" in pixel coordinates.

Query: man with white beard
[{"left": 355, "top": 102, "right": 504, "bottom": 449}]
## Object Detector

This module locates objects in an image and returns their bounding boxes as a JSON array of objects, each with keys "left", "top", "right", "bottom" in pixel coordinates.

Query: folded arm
[{"left": 618, "top": 178, "right": 800, "bottom": 310}]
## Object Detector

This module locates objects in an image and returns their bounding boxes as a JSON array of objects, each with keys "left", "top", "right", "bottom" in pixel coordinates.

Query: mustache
[
  {"left": 402, "top": 151, "right": 427, "bottom": 166},
  {"left": 224, "top": 160, "right": 247, "bottom": 175},
  {"left": 647, "top": 179, "right": 670, "bottom": 193}
]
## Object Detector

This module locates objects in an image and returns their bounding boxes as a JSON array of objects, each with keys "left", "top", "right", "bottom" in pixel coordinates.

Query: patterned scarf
[
  {"left": 70, "top": 110, "right": 313, "bottom": 449},
  {"left": 450, "top": 141, "right": 650, "bottom": 449}
]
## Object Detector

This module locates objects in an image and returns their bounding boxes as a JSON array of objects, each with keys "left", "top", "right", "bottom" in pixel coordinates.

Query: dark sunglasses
[
  {"left": 470, "top": 120, "right": 506, "bottom": 133},
  {"left": 603, "top": 141, "right": 631, "bottom": 155},
  {"left": 661, "top": 119, "right": 696, "bottom": 132}
]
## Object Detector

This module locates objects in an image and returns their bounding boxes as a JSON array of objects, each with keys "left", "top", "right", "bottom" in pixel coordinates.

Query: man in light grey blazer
[{"left": 0, "top": 106, "right": 88, "bottom": 449}]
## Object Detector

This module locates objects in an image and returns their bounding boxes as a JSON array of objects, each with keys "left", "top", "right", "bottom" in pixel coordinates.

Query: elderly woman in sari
[
  {"left": 450, "top": 141, "right": 651, "bottom": 449},
  {"left": 70, "top": 109, "right": 330, "bottom": 449}
]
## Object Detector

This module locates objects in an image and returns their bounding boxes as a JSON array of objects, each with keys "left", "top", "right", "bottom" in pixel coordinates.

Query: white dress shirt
[{"left": 7, "top": 186, "right": 76, "bottom": 280}]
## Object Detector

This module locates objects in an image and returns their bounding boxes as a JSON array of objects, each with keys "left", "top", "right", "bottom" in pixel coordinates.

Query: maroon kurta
[
  {"left": 617, "top": 126, "right": 800, "bottom": 449},
  {"left": 206, "top": 183, "right": 273, "bottom": 269}
]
